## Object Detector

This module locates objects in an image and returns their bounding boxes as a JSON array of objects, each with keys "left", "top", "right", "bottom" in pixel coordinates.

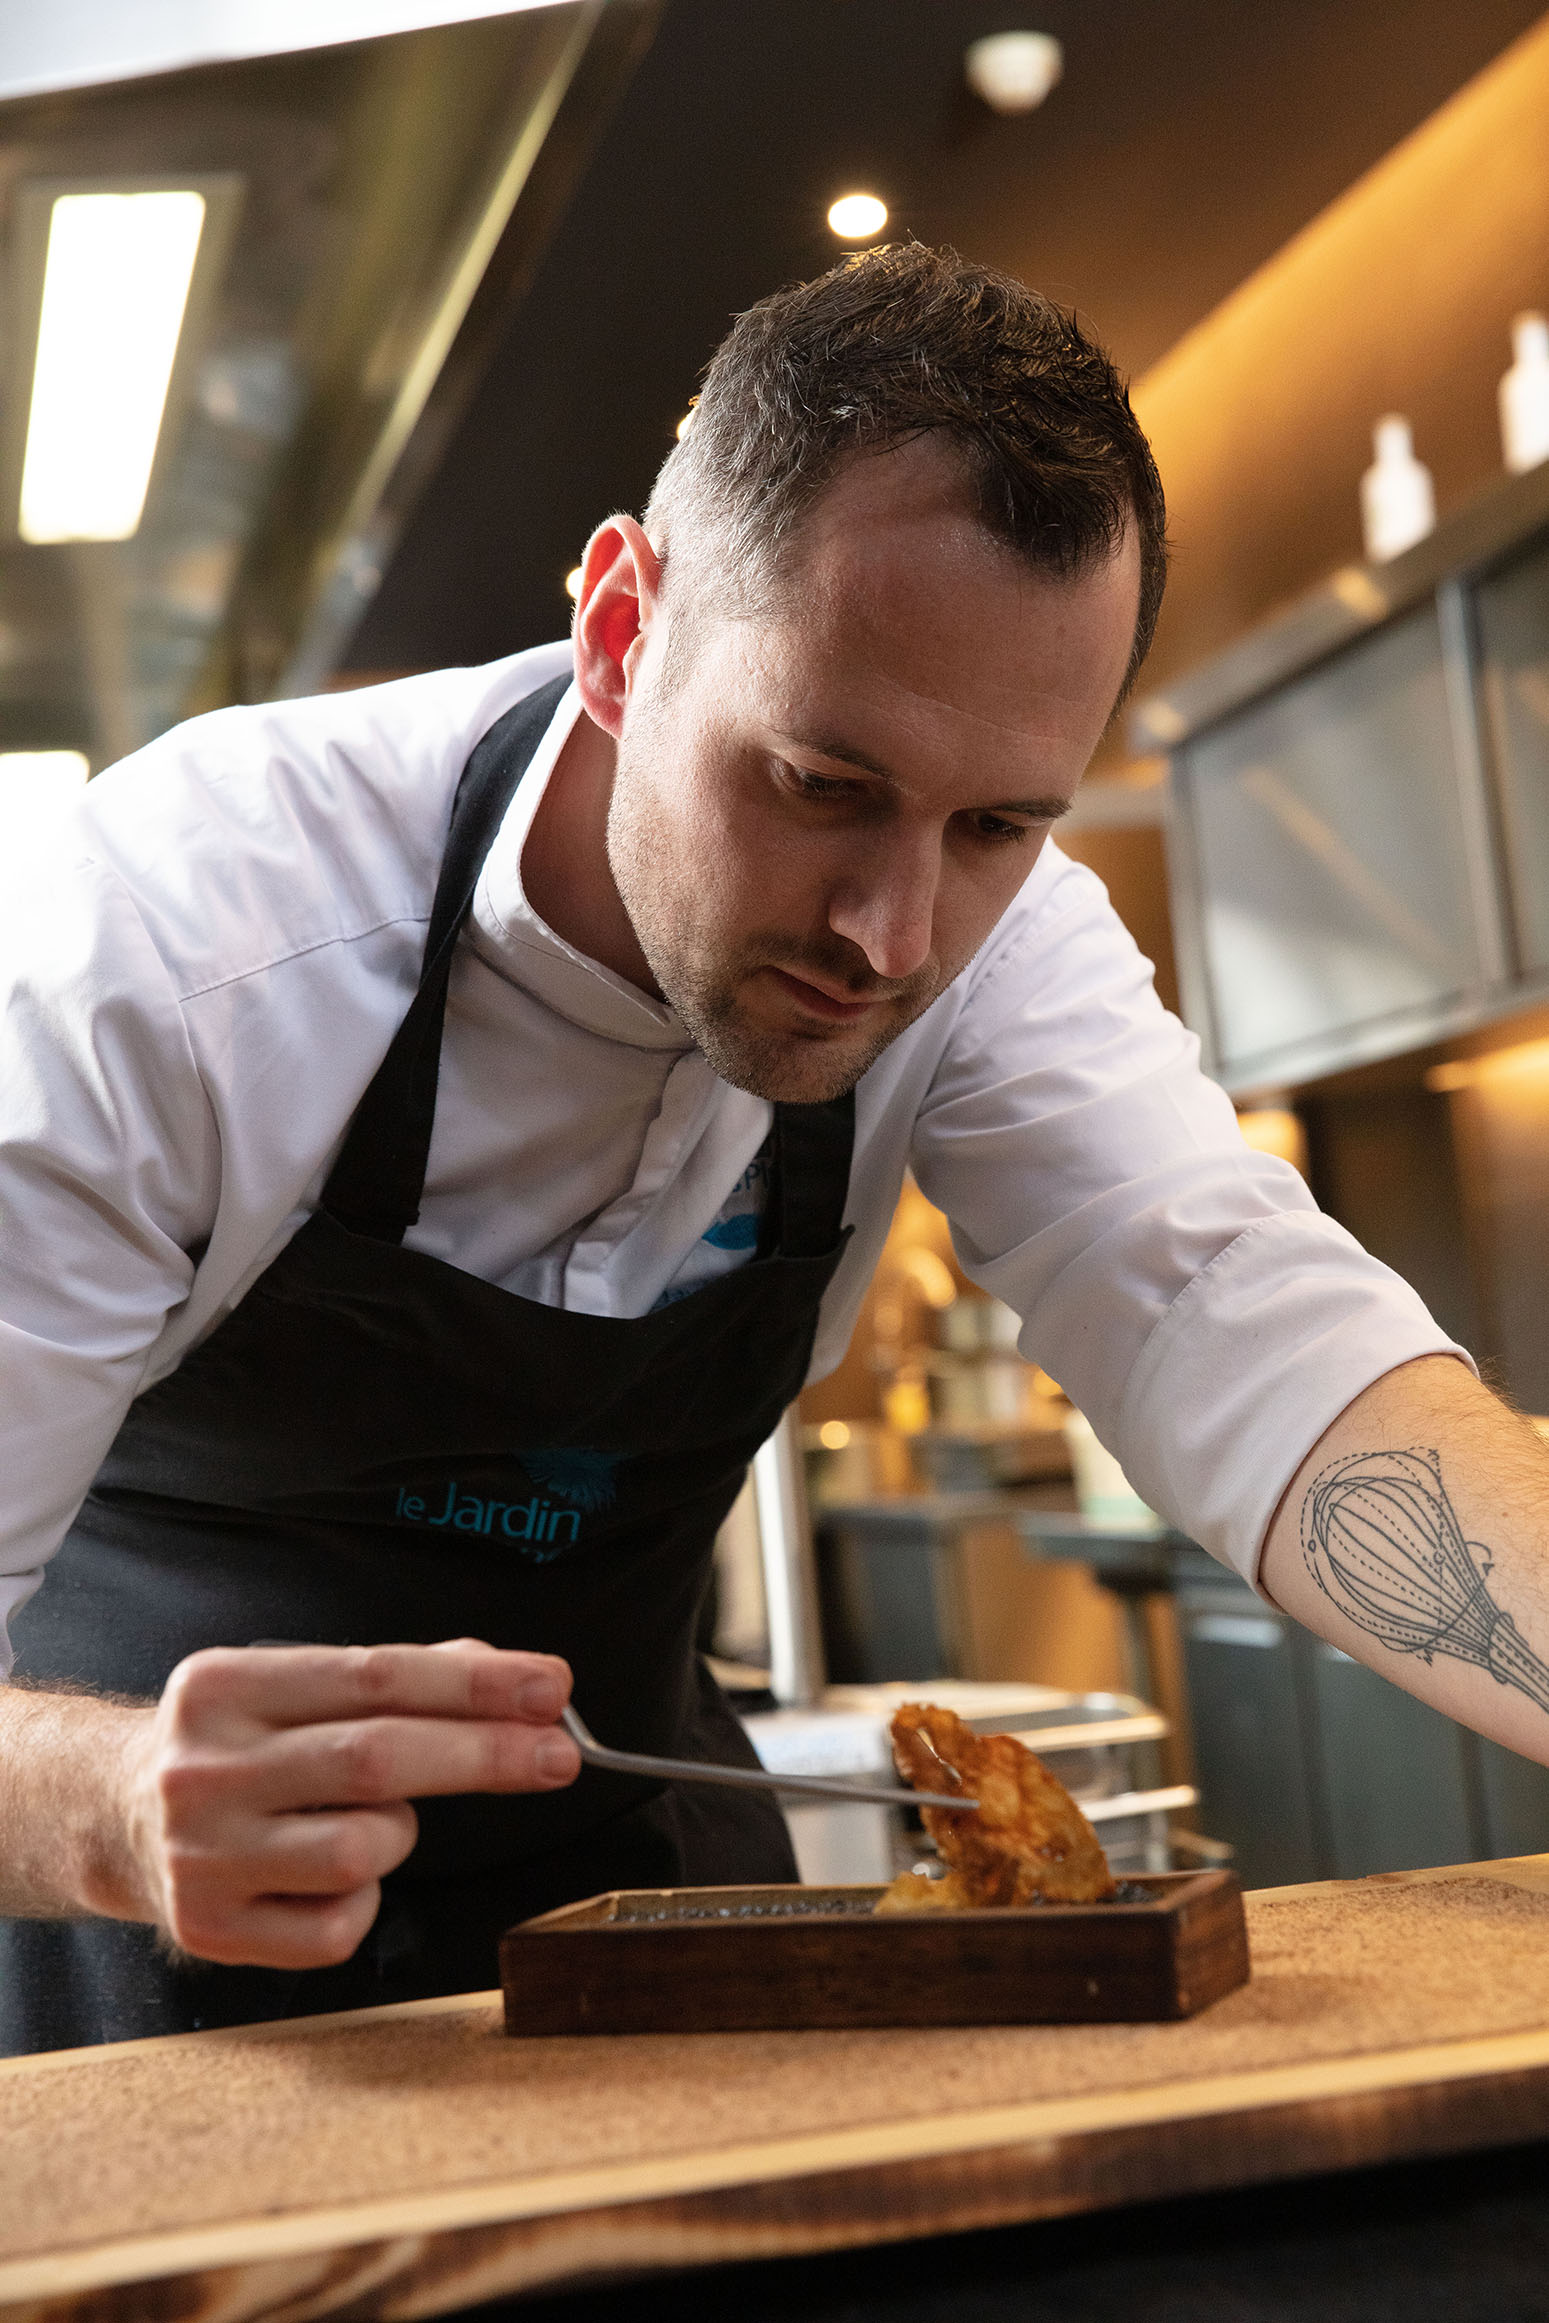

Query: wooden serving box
[{"left": 500, "top": 1869, "right": 1247, "bottom": 2035}]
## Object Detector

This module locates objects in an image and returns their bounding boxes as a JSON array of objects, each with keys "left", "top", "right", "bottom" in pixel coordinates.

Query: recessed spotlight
[
  {"left": 827, "top": 193, "right": 887, "bottom": 242},
  {"left": 965, "top": 31, "right": 1063, "bottom": 115},
  {"left": 564, "top": 566, "right": 583, "bottom": 600}
]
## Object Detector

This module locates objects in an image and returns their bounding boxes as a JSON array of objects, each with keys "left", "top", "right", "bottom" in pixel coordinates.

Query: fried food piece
[
  {"left": 888, "top": 1702, "right": 1116, "bottom": 1906},
  {"left": 873, "top": 1869, "right": 975, "bottom": 1914}
]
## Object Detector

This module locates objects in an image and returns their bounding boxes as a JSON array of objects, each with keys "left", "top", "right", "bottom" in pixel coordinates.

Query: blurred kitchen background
[{"left": 13, "top": 0, "right": 1549, "bottom": 1887}]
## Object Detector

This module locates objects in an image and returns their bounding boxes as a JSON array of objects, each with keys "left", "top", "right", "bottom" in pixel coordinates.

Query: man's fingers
[
  {"left": 234, "top": 1712, "right": 581, "bottom": 1810},
  {"left": 200, "top": 1804, "right": 422, "bottom": 1897},
  {"left": 164, "top": 1641, "right": 573, "bottom": 1738},
  {"left": 171, "top": 1886, "right": 385, "bottom": 1972},
  {"left": 138, "top": 1644, "right": 581, "bottom": 1967}
]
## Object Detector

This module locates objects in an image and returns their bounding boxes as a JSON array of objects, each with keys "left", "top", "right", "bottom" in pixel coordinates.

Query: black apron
[{"left": 2, "top": 675, "right": 854, "bottom": 2056}]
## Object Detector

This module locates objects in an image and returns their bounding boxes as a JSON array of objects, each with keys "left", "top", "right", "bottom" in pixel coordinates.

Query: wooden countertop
[{"left": 7, "top": 1856, "right": 1549, "bottom": 2322}]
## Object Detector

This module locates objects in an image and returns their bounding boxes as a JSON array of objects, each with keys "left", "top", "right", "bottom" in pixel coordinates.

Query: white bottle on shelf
[
  {"left": 1499, "top": 311, "right": 1549, "bottom": 474},
  {"left": 1360, "top": 415, "right": 1435, "bottom": 563}
]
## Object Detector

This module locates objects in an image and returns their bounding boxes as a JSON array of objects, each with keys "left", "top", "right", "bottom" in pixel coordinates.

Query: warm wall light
[
  {"left": 1329, "top": 565, "right": 1392, "bottom": 623},
  {"left": 19, "top": 190, "right": 207, "bottom": 543},
  {"left": 1133, "top": 696, "right": 1187, "bottom": 748},
  {"left": 1427, "top": 1037, "right": 1549, "bottom": 1092},
  {"left": 827, "top": 193, "right": 887, "bottom": 241},
  {"left": 1236, "top": 1105, "right": 1309, "bottom": 1175},
  {"left": 564, "top": 566, "right": 583, "bottom": 600},
  {"left": 1, "top": 750, "right": 89, "bottom": 842}
]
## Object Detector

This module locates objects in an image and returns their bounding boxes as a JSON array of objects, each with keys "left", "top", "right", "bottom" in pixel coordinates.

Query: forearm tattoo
[{"left": 1302, "top": 1446, "right": 1549, "bottom": 1716}]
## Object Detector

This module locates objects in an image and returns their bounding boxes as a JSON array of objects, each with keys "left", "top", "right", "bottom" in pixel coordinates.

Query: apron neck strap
[
  {"left": 760, "top": 1091, "right": 856, "bottom": 1260},
  {"left": 321, "top": 674, "right": 570, "bottom": 1242},
  {"left": 321, "top": 669, "right": 858, "bottom": 1259}
]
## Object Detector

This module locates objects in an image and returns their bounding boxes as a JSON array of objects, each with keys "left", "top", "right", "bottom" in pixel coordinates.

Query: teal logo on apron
[
  {"left": 517, "top": 1446, "right": 620, "bottom": 1510},
  {"left": 391, "top": 1447, "right": 621, "bottom": 1560}
]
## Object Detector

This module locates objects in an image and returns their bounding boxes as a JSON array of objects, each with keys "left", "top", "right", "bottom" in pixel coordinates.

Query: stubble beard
[
  {"left": 688, "top": 949, "right": 934, "bottom": 1103},
  {"left": 606, "top": 747, "right": 942, "bottom": 1105}
]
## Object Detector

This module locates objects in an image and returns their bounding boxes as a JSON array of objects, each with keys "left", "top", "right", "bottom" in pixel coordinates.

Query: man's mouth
[{"left": 765, "top": 966, "right": 883, "bottom": 1023}]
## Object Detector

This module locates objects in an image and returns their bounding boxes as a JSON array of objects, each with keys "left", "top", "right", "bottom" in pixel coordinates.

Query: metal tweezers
[{"left": 560, "top": 1704, "right": 978, "bottom": 1812}]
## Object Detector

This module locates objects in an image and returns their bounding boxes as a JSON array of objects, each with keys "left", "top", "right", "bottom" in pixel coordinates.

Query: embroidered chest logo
[{"left": 393, "top": 1448, "right": 621, "bottom": 1561}]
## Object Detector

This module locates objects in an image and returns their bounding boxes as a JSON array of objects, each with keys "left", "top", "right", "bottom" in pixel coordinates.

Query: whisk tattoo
[{"left": 1302, "top": 1446, "right": 1549, "bottom": 1715}]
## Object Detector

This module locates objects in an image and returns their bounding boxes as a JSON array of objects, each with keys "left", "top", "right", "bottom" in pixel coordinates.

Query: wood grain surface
[{"left": 6, "top": 1858, "right": 1549, "bottom": 2323}]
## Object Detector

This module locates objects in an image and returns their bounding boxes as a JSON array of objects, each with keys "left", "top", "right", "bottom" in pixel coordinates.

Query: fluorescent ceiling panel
[
  {"left": 19, "top": 190, "right": 206, "bottom": 545},
  {"left": 0, "top": 1, "right": 574, "bottom": 102}
]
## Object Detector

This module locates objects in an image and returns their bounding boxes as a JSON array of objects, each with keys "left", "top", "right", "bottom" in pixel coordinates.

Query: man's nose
[{"left": 826, "top": 831, "right": 939, "bottom": 983}]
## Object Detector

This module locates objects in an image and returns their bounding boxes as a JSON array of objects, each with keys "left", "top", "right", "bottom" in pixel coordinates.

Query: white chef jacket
[{"left": 0, "top": 642, "right": 1468, "bottom": 1669}]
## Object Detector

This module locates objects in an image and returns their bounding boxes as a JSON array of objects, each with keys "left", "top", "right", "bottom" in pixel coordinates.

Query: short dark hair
[{"left": 646, "top": 242, "right": 1167, "bottom": 701}]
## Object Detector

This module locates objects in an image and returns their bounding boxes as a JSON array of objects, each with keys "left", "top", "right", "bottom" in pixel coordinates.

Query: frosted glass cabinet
[
  {"left": 1151, "top": 461, "right": 1549, "bottom": 1093},
  {"left": 1477, "top": 532, "right": 1549, "bottom": 976},
  {"left": 1175, "top": 606, "right": 1487, "bottom": 1087}
]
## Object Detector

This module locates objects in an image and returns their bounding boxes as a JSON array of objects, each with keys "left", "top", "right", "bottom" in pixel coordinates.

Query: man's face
[{"left": 606, "top": 442, "right": 1142, "bottom": 1103}]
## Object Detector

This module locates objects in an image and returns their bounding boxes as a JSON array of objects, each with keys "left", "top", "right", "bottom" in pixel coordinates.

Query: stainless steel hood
[
  {"left": 0, "top": 2, "right": 655, "bottom": 768},
  {"left": 0, "top": 3, "right": 586, "bottom": 104}
]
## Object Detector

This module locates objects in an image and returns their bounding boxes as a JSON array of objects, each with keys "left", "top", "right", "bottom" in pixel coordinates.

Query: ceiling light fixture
[
  {"left": 18, "top": 189, "right": 208, "bottom": 543},
  {"left": 965, "top": 31, "right": 1064, "bottom": 115},
  {"left": 827, "top": 193, "right": 887, "bottom": 242}
]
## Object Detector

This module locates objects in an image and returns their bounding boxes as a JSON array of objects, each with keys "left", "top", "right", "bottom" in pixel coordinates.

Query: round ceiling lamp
[
  {"left": 827, "top": 193, "right": 887, "bottom": 242},
  {"left": 965, "top": 31, "right": 1064, "bottom": 115}
]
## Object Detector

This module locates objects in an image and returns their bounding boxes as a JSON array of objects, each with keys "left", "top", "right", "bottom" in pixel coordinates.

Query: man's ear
[{"left": 571, "top": 515, "right": 664, "bottom": 739}]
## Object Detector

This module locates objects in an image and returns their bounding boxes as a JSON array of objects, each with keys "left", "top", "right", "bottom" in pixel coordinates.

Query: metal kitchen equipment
[{"left": 559, "top": 1703, "right": 977, "bottom": 1812}]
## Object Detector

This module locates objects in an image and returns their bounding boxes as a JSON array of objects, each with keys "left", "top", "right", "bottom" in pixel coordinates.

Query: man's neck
[{"left": 520, "top": 708, "right": 660, "bottom": 995}]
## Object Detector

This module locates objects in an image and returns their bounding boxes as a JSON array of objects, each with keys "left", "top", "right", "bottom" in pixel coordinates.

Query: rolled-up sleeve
[
  {"left": 0, "top": 827, "right": 216, "bottom": 1675},
  {"left": 909, "top": 852, "right": 1470, "bottom": 1584}
]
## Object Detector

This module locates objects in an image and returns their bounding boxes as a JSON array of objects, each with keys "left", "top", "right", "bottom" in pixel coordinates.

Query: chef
[{"left": 2, "top": 245, "right": 1543, "bottom": 2056}]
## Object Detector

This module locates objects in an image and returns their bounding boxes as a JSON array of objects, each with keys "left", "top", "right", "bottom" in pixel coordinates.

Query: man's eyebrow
[
  {"left": 780, "top": 731, "right": 898, "bottom": 780},
  {"left": 776, "top": 731, "right": 1073, "bottom": 821}
]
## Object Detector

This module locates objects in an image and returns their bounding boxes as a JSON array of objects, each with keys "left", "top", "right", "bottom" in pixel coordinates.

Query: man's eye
[
  {"left": 784, "top": 766, "right": 857, "bottom": 803},
  {"left": 969, "top": 813, "right": 1033, "bottom": 845}
]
